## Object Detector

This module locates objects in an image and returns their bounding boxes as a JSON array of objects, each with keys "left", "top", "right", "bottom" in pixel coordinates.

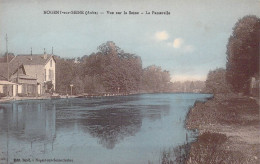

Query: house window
[
  {"left": 50, "top": 59, "right": 52, "bottom": 67},
  {"left": 49, "top": 70, "right": 53, "bottom": 80},
  {"left": 44, "top": 69, "right": 47, "bottom": 81}
]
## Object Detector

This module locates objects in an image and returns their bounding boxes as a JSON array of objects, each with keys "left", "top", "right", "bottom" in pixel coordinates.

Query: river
[{"left": 0, "top": 93, "right": 211, "bottom": 164}]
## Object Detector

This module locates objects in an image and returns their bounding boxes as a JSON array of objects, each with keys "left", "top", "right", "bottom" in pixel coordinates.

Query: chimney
[{"left": 43, "top": 48, "right": 47, "bottom": 59}]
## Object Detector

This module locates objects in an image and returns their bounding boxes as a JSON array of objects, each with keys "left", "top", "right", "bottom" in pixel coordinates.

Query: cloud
[
  {"left": 154, "top": 31, "right": 169, "bottom": 41},
  {"left": 167, "top": 38, "right": 195, "bottom": 53},
  {"left": 173, "top": 38, "right": 184, "bottom": 48}
]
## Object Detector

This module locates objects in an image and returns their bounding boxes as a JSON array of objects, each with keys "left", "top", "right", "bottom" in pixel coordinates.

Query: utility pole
[
  {"left": 6, "top": 34, "right": 9, "bottom": 81},
  {"left": 16, "top": 61, "right": 20, "bottom": 96}
]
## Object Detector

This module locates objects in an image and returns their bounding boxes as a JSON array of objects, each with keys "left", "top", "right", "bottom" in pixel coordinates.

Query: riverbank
[
  {"left": 0, "top": 96, "right": 50, "bottom": 103},
  {"left": 0, "top": 92, "right": 133, "bottom": 103},
  {"left": 186, "top": 93, "right": 260, "bottom": 163}
]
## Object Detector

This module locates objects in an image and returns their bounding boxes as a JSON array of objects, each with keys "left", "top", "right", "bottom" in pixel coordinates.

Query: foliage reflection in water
[{"left": 0, "top": 93, "right": 211, "bottom": 164}]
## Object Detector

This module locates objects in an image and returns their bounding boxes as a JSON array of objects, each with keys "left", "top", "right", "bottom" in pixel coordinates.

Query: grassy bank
[{"left": 186, "top": 93, "right": 259, "bottom": 163}]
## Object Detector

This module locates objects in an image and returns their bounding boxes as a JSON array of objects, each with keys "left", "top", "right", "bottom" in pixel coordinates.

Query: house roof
[
  {"left": 0, "top": 64, "right": 7, "bottom": 80},
  {"left": 0, "top": 63, "right": 24, "bottom": 80},
  {"left": 10, "top": 54, "right": 55, "bottom": 66},
  {"left": 0, "top": 54, "right": 55, "bottom": 80}
]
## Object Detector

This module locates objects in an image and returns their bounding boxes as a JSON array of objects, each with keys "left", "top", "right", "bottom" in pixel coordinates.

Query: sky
[{"left": 0, "top": 0, "right": 259, "bottom": 82}]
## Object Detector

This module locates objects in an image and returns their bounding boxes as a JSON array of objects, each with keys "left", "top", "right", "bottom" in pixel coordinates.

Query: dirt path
[{"left": 186, "top": 94, "right": 260, "bottom": 163}]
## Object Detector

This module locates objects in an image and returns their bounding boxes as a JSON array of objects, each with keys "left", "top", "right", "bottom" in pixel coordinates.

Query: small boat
[{"left": 51, "top": 93, "right": 61, "bottom": 99}]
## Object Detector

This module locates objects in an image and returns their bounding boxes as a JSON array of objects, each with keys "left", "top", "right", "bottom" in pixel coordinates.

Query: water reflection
[
  {"left": 0, "top": 94, "right": 212, "bottom": 164},
  {"left": 0, "top": 95, "right": 171, "bottom": 152},
  {"left": 0, "top": 101, "right": 56, "bottom": 142},
  {"left": 79, "top": 108, "right": 142, "bottom": 149},
  {"left": 54, "top": 96, "right": 170, "bottom": 149},
  {"left": 0, "top": 101, "right": 56, "bottom": 163}
]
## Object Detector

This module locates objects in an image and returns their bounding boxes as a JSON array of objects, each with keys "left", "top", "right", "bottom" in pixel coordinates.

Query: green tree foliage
[
  {"left": 83, "top": 75, "right": 105, "bottom": 93},
  {"left": 55, "top": 56, "right": 83, "bottom": 94},
  {"left": 205, "top": 68, "right": 231, "bottom": 94},
  {"left": 71, "top": 76, "right": 85, "bottom": 95},
  {"left": 55, "top": 41, "right": 172, "bottom": 95},
  {"left": 141, "top": 65, "right": 171, "bottom": 93},
  {"left": 226, "top": 15, "right": 260, "bottom": 94},
  {"left": 83, "top": 41, "right": 142, "bottom": 93}
]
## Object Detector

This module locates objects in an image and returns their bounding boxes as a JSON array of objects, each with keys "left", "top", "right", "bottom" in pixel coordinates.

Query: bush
[
  {"left": 187, "top": 132, "right": 245, "bottom": 164},
  {"left": 204, "top": 68, "right": 232, "bottom": 94}
]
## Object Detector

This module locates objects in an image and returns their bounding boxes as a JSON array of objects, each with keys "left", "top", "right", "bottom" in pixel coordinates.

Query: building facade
[{"left": 0, "top": 53, "right": 56, "bottom": 97}]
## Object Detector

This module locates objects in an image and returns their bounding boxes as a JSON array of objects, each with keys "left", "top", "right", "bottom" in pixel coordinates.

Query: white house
[{"left": 9, "top": 53, "right": 56, "bottom": 95}]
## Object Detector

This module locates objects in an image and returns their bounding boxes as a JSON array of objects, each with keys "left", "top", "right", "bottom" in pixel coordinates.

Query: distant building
[{"left": 0, "top": 53, "right": 56, "bottom": 97}]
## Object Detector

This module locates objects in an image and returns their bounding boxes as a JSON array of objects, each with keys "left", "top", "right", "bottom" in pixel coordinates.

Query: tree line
[
  {"left": 55, "top": 41, "right": 172, "bottom": 95},
  {"left": 205, "top": 15, "right": 259, "bottom": 96}
]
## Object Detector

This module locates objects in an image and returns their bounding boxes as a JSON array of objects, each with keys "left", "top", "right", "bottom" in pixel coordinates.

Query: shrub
[{"left": 204, "top": 68, "right": 232, "bottom": 94}]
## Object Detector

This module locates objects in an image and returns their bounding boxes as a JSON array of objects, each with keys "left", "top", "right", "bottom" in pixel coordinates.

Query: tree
[
  {"left": 189, "top": 81, "right": 195, "bottom": 92},
  {"left": 54, "top": 41, "right": 173, "bottom": 95},
  {"left": 226, "top": 15, "right": 260, "bottom": 94},
  {"left": 141, "top": 65, "right": 171, "bottom": 92},
  {"left": 97, "top": 41, "right": 122, "bottom": 55},
  {"left": 205, "top": 68, "right": 231, "bottom": 94},
  {"left": 81, "top": 41, "right": 142, "bottom": 93},
  {"left": 98, "top": 42, "right": 142, "bottom": 93},
  {"left": 71, "top": 75, "right": 84, "bottom": 95},
  {"left": 83, "top": 75, "right": 105, "bottom": 93},
  {"left": 55, "top": 57, "right": 75, "bottom": 94}
]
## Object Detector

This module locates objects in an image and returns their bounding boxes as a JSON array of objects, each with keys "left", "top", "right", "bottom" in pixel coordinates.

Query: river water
[{"left": 0, "top": 93, "right": 211, "bottom": 164}]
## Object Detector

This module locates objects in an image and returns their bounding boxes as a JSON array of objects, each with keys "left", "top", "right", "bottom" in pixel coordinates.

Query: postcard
[{"left": 0, "top": 0, "right": 259, "bottom": 164}]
